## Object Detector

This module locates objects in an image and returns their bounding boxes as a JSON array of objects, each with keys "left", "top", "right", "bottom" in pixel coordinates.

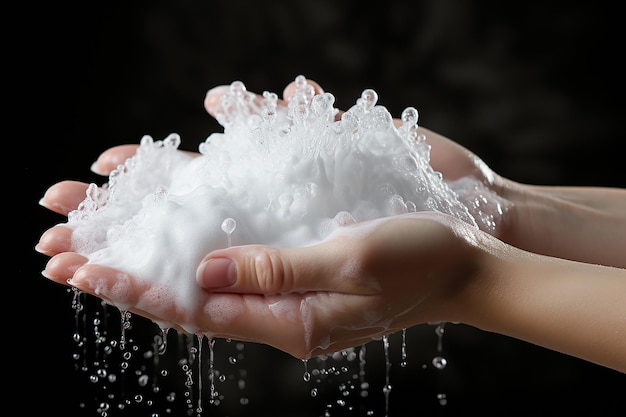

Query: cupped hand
[{"left": 40, "top": 184, "right": 487, "bottom": 359}]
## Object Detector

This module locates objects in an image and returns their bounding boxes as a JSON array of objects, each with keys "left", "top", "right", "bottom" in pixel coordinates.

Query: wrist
[
  {"left": 459, "top": 245, "right": 626, "bottom": 372},
  {"left": 495, "top": 180, "right": 626, "bottom": 267}
]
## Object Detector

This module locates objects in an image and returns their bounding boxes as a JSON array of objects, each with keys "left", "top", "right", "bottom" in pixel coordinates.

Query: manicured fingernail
[
  {"left": 90, "top": 161, "right": 106, "bottom": 176},
  {"left": 197, "top": 257, "right": 237, "bottom": 288}
]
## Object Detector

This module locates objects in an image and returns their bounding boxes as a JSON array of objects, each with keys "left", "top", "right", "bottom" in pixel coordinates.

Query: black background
[{"left": 16, "top": 1, "right": 626, "bottom": 416}]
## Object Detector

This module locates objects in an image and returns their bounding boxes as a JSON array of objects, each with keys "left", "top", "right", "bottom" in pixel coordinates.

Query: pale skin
[{"left": 36, "top": 79, "right": 626, "bottom": 373}]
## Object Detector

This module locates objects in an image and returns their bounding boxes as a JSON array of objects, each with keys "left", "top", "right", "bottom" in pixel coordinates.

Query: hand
[
  {"left": 194, "top": 212, "right": 626, "bottom": 372},
  {"left": 40, "top": 187, "right": 489, "bottom": 359}
]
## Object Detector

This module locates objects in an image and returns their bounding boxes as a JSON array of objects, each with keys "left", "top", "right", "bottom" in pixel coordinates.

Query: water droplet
[
  {"left": 401, "top": 106, "right": 419, "bottom": 126},
  {"left": 138, "top": 374, "right": 149, "bottom": 387},
  {"left": 359, "top": 89, "right": 378, "bottom": 110},
  {"left": 311, "top": 92, "right": 335, "bottom": 117},
  {"left": 229, "top": 80, "right": 246, "bottom": 97},
  {"left": 221, "top": 217, "right": 236, "bottom": 234},
  {"left": 432, "top": 356, "right": 447, "bottom": 369}
]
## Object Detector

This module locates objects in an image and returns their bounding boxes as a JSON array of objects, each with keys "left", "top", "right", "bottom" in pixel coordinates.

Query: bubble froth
[{"left": 66, "top": 75, "right": 507, "bottom": 339}]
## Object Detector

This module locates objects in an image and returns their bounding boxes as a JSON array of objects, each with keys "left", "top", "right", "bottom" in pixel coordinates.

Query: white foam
[{"left": 66, "top": 75, "right": 506, "bottom": 338}]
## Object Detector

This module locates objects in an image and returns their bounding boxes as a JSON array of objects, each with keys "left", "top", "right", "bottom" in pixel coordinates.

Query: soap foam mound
[{"left": 67, "top": 75, "right": 503, "bottom": 321}]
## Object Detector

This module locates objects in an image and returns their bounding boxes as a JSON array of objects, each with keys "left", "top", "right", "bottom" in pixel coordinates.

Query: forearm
[
  {"left": 496, "top": 181, "right": 626, "bottom": 268},
  {"left": 463, "top": 247, "right": 626, "bottom": 373}
]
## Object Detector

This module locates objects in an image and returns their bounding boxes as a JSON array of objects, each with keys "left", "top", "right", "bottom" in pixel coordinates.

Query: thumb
[{"left": 196, "top": 241, "right": 367, "bottom": 295}]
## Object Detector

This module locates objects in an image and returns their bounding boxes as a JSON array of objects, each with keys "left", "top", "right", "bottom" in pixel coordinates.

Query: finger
[
  {"left": 43, "top": 252, "right": 89, "bottom": 285},
  {"left": 282, "top": 77, "right": 324, "bottom": 101},
  {"left": 198, "top": 290, "right": 400, "bottom": 359},
  {"left": 70, "top": 264, "right": 153, "bottom": 311},
  {"left": 204, "top": 78, "right": 325, "bottom": 122},
  {"left": 196, "top": 234, "right": 380, "bottom": 296},
  {"left": 419, "top": 126, "right": 494, "bottom": 182},
  {"left": 198, "top": 292, "right": 310, "bottom": 354},
  {"left": 39, "top": 180, "right": 90, "bottom": 216},
  {"left": 196, "top": 245, "right": 334, "bottom": 294},
  {"left": 68, "top": 261, "right": 394, "bottom": 359},
  {"left": 203, "top": 85, "right": 230, "bottom": 118},
  {"left": 283, "top": 78, "right": 345, "bottom": 122},
  {"left": 204, "top": 85, "right": 288, "bottom": 120},
  {"left": 91, "top": 144, "right": 140, "bottom": 175},
  {"left": 70, "top": 264, "right": 312, "bottom": 354},
  {"left": 36, "top": 225, "right": 73, "bottom": 256},
  {"left": 68, "top": 263, "right": 197, "bottom": 333}
]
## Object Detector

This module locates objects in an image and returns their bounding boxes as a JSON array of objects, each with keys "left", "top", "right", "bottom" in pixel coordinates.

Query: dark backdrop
[{"left": 17, "top": 1, "right": 625, "bottom": 416}]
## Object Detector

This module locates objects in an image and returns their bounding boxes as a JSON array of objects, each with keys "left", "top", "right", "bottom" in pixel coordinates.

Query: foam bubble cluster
[{"left": 67, "top": 75, "right": 504, "bottom": 327}]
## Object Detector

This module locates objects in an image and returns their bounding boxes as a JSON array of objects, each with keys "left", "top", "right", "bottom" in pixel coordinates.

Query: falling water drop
[
  {"left": 358, "top": 345, "right": 368, "bottom": 399},
  {"left": 119, "top": 310, "right": 131, "bottom": 351},
  {"left": 432, "top": 356, "right": 447, "bottom": 370},
  {"left": 157, "top": 328, "right": 169, "bottom": 355},
  {"left": 432, "top": 322, "right": 449, "bottom": 406},
  {"left": 138, "top": 374, "right": 149, "bottom": 387},
  {"left": 400, "top": 328, "right": 408, "bottom": 367},
  {"left": 382, "top": 335, "right": 392, "bottom": 417},
  {"left": 303, "top": 359, "right": 311, "bottom": 382},
  {"left": 207, "top": 337, "right": 218, "bottom": 406}
]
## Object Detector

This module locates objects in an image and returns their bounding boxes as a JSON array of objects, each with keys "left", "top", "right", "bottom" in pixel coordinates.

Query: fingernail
[
  {"left": 205, "top": 85, "right": 230, "bottom": 98},
  {"left": 90, "top": 161, "right": 107, "bottom": 176},
  {"left": 197, "top": 257, "right": 237, "bottom": 288},
  {"left": 204, "top": 86, "right": 230, "bottom": 113}
]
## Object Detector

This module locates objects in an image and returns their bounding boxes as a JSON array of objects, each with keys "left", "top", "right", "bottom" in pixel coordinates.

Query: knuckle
[{"left": 252, "top": 249, "right": 289, "bottom": 293}]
